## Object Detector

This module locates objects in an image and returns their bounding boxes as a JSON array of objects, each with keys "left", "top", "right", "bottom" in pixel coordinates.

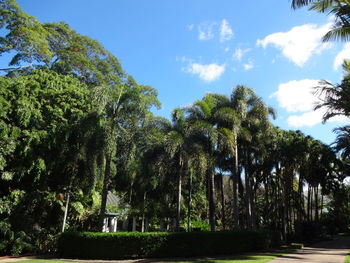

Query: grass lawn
[
  {"left": 344, "top": 251, "right": 350, "bottom": 263},
  {"left": 8, "top": 253, "right": 286, "bottom": 263}
]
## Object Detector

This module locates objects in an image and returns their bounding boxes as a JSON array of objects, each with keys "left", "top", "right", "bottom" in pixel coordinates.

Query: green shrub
[
  {"left": 290, "top": 243, "right": 304, "bottom": 249},
  {"left": 0, "top": 221, "right": 33, "bottom": 256},
  {"left": 58, "top": 230, "right": 280, "bottom": 259},
  {"left": 191, "top": 220, "right": 210, "bottom": 231}
]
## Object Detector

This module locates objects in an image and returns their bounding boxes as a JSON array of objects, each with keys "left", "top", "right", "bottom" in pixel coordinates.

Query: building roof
[{"left": 107, "top": 191, "right": 120, "bottom": 206}]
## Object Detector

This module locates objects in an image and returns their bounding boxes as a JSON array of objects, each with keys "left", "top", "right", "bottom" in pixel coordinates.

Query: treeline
[{"left": 0, "top": 0, "right": 349, "bottom": 256}]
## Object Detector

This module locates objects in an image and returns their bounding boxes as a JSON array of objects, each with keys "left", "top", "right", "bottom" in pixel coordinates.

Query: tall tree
[{"left": 96, "top": 77, "right": 160, "bottom": 231}]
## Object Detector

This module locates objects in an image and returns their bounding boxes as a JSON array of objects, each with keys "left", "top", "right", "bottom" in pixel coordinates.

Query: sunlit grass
[{"left": 7, "top": 252, "right": 286, "bottom": 263}]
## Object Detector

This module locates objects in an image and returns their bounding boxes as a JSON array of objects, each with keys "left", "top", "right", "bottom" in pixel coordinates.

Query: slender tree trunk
[
  {"left": 208, "top": 168, "right": 216, "bottom": 231},
  {"left": 263, "top": 178, "right": 269, "bottom": 225},
  {"left": 320, "top": 193, "right": 324, "bottom": 219},
  {"left": 98, "top": 153, "right": 112, "bottom": 231},
  {"left": 232, "top": 142, "right": 239, "bottom": 229},
  {"left": 61, "top": 190, "right": 70, "bottom": 233},
  {"left": 251, "top": 177, "right": 257, "bottom": 229},
  {"left": 122, "top": 216, "right": 129, "bottom": 231},
  {"left": 278, "top": 165, "right": 286, "bottom": 242},
  {"left": 176, "top": 162, "right": 183, "bottom": 232},
  {"left": 244, "top": 149, "right": 252, "bottom": 229},
  {"left": 141, "top": 191, "right": 147, "bottom": 232},
  {"left": 145, "top": 218, "right": 149, "bottom": 232},
  {"left": 132, "top": 216, "right": 137, "bottom": 232},
  {"left": 315, "top": 186, "right": 319, "bottom": 222},
  {"left": 187, "top": 170, "right": 193, "bottom": 232},
  {"left": 298, "top": 174, "right": 302, "bottom": 223},
  {"left": 307, "top": 184, "right": 311, "bottom": 221},
  {"left": 310, "top": 187, "right": 313, "bottom": 221},
  {"left": 220, "top": 173, "right": 226, "bottom": 230}
]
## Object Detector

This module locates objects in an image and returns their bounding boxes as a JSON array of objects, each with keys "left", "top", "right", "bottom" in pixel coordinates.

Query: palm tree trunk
[
  {"left": 263, "top": 177, "right": 269, "bottom": 226},
  {"left": 187, "top": 170, "right": 192, "bottom": 232},
  {"left": 220, "top": 173, "right": 226, "bottom": 230},
  {"left": 176, "top": 162, "right": 183, "bottom": 232},
  {"left": 320, "top": 193, "right": 324, "bottom": 219},
  {"left": 141, "top": 191, "right": 147, "bottom": 232},
  {"left": 310, "top": 187, "right": 313, "bottom": 221},
  {"left": 132, "top": 217, "right": 137, "bottom": 231},
  {"left": 315, "top": 186, "right": 319, "bottom": 222},
  {"left": 251, "top": 177, "right": 257, "bottom": 229},
  {"left": 98, "top": 153, "right": 112, "bottom": 231},
  {"left": 307, "top": 184, "right": 311, "bottom": 221},
  {"left": 244, "top": 149, "right": 252, "bottom": 229},
  {"left": 298, "top": 173, "right": 303, "bottom": 224},
  {"left": 232, "top": 142, "right": 239, "bottom": 229},
  {"left": 208, "top": 168, "right": 216, "bottom": 231}
]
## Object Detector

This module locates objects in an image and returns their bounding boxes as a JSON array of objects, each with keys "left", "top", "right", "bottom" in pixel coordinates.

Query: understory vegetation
[
  {"left": 58, "top": 231, "right": 280, "bottom": 259},
  {"left": 1, "top": 0, "right": 350, "bottom": 257}
]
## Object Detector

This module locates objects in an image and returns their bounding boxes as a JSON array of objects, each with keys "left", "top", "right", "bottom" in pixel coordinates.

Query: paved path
[{"left": 269, "top": 236, "right": 350, "bottom": 263}]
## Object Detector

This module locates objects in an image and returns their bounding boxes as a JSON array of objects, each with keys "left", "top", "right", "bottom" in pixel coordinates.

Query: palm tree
[
  {"left": 207, "top": 93, "right": 241, "bottom": 229},
  {"left": 216, "top": 86, "right": 275, "bottom": 229},
  {"left": 164, "top": 108, "right": 191, "bottom": 231},
  {"left": 96, "top": 77, "right": 161, "bottom": 231},
  {"left": 185, "top": 95, "right": 220, "bottom": 231},
  {"left": 334, "top": 126, "right": 350, "bottom": 159},
  {"left": 292, "top": 0, "right": 350, "bottom": 41},
  {"left": 315, "top": 62, "right": 350, "bottom": 121}
]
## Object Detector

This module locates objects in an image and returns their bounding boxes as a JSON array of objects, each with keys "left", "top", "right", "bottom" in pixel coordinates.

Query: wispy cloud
[
  {"left": 185, "top": 62, "right": 225, "bottom": 82},
  {"left": 198, "top": 22, "right": 216, "bottom": 40},
  {"left": 243, "top": 60, "right": 254, "bottom": 71},
  {"left": 233, "top": 48, "right": 250, "bottom": 61},
  {"left": 219, "top": 19, "right": 233, "bottom": 42},
  {"left": 271, "top": 79, "right": 348, "bottom": 127},
  {"left": 195, "top": 19, "right": 233, "bottom": 42},
  {"left": 257, "top": 23, "right": 332, "bottom": 67},
  {"left": 334, "top": 43, "right": 350, "bottom": 70}
]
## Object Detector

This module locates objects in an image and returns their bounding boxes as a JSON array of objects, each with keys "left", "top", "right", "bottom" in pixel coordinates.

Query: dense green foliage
[
  {"left": 0, "top": 0, "right": 350, "bottom": 257},
  {"left": 58, "top": 231, "right": 280, "bottom": 259}
]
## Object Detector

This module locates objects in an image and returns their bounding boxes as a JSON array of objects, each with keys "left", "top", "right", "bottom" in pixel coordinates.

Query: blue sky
[{"left": 13, "top": 0, "right": 350, "bottom": 144}]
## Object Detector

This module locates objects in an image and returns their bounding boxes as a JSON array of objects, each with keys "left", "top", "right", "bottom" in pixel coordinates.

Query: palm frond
[
  {"left": 322, "top": 25, "right": 350, "bottom": 42},
  {"left": 214, "top": 107, "right": 241, "bottom": 127},
  {"left": 291, "top": 0, "right": 317, "bottom": 9},
  {"left": 309, "top": 0, "right": 338, "bottom": 12},
  {"left": 164, "top": 130, "right": 184, "bottom": 158}
]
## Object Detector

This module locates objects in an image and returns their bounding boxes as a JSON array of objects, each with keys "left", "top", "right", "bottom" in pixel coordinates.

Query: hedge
[{"left": 58, "top": 230, "right": 281, "bottom": 259}]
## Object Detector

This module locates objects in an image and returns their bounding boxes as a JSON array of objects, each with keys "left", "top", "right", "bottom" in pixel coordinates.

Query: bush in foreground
[{"left": 58, "top": 230, "right": 280, "bottom": 259}]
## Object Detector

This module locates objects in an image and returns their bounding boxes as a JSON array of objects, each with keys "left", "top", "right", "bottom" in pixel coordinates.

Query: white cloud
[
  {"left": 198, "top": 22, "right": 216, "bottom": 40},
  {"left": 185, "top": 63, "right": 225, "bottom": 82},
  {"left": 257, "top": 23, "right": 332, "bottom": 67},
  {"left": 272, "top": 79, "right": 349, "bottom": 127},
  {"left": 243, "top": 60, "right": 254, "bottom": 71},
  {"left": 287, "top": 108, "right": 348, "bottom": 127},
  {"left": 334, "top": 43, "right": 350, "bottom": 70},
  {"left": 233, "top": 48, "right": 250, "bottom": 61},
  {"left": 287, "top": 110, "right": 324, "bottom": 127},
  {"left": 271, "top": 79, "right": 320, "bottom": 113},
  {"left": 220, "top": 19, "right": 233, "bottom": 42}
]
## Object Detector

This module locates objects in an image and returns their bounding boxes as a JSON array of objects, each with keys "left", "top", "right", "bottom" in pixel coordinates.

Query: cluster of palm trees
[{"left": 117, "top": 85, "right": 343, "bottom": 239}]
